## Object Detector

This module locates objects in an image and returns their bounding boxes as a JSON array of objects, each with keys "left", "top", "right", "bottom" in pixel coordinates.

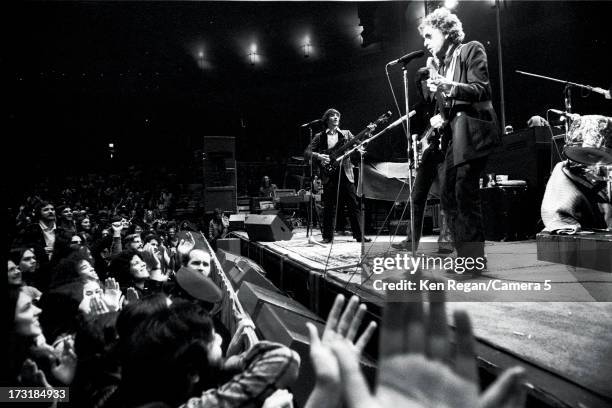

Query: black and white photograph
[{"left": 5, "top": 1, "right": 612, "bottom": 407}]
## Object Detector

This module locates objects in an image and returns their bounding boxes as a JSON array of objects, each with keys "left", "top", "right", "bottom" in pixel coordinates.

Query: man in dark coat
[{"left": 419, "top": 8, "right": 501, "bottom": 274}]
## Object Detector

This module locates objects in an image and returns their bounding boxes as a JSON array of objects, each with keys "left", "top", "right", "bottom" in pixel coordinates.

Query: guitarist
[
  {"left": 419, "top": 8, "right": 500, "bottom": 276},
  {"left": 304, "top": 108, "right": 371, "bottom": 244},
  {"left": 392, "top": 67, "right": 453, "bottom": 254}
]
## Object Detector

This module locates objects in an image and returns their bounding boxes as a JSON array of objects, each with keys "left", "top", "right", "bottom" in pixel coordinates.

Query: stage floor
[
  {"left": 232, "top": 228, "right": 612, "bottom": 302},
  {"left": 232, "top": 228, "right": 612, "bottom": 402}
]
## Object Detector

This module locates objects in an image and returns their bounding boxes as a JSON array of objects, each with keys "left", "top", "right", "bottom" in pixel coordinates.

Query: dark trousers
[
  {"left": 440, "top": 146, "right": 488, "bottom": 258},
  {"left": 410, "top": 147, "right": 451, "bottom": 246},
  {"left": 322, "top": 170, "right": 363, "bottom": 241}
]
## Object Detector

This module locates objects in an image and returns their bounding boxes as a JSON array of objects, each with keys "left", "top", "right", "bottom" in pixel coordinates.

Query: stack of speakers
[
  {"left": 218, "top": 250, "right": 376, "bottom": 405},
  {"left": 203, "top": 136, "right": 237, "bottom": 213}
]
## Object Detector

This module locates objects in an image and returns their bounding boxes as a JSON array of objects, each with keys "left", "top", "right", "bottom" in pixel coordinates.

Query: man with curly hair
[{"left": 419, "top": 8, "right": 501, "bottom": 275}]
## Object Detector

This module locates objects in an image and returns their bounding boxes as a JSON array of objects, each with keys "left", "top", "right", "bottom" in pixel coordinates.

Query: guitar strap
[{"left": 445, "top": 43, "right": 463, "bottom": 111}]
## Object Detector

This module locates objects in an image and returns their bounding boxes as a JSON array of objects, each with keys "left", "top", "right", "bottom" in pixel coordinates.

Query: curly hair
[{"left": 418, "top": 7, "right": 465, "bottom": 45}]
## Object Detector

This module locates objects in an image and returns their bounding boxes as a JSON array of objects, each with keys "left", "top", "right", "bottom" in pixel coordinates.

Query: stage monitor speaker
[
  {"left": 244, "top": 214, "right": 292, "bottom": 242},
  {"left": 237, "top": 281, "right": 318, "bottom": 320},
  {"left": 255, "top": 302, "right": 376, "bottom": 406},
  {"left": 217, "top": 250, "right": 279, "bottom": 293},
  {"left": 229, "top": 214, "right": 245, "bottom": 231},
  {"left": 216, "top": 238, "right": 240, "bottom": 255}
]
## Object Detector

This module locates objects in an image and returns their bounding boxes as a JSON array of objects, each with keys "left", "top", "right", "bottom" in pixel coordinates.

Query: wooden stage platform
[{"left": 227, "top": 228, "right": 612, "bottom": 408}]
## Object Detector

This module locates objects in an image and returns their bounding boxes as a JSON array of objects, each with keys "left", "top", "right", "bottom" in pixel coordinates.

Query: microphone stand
[
  {"left": 403, "top": 64, "right": 417, "bottom": 258},
  {"left": 304, "top": 124, "right": 325, "bottom": 247},
  {"left": 335, "top": 112, "right": 414, "bottom": 281},
  {"left": 516, "top": 69, "right": 611, "bottom": 141}
]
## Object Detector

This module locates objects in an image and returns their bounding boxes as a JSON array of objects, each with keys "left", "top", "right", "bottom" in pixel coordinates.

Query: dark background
[{"left": 7, "top": 1, "right": 612, "bottom": 184}]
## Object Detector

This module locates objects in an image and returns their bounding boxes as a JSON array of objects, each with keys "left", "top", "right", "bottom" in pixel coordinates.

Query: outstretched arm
[
  {"left": 304, "top": 294, "right": 377, "bottom": 408},
  {"left": 330, "top": 281, "right": 526, "bottom": 408}
]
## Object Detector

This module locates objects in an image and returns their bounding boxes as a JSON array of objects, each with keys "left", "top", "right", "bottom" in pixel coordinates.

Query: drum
[{"left": 563, "top": 115, "right": 612, "bottom": 165}]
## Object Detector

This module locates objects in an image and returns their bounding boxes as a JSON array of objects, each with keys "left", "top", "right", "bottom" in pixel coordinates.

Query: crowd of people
[
  {"left": 6, "top": 173, "right": 303, "bottom": 406},
  {"left": 6, "top": 174, "right": 527, "bottom": 407}
]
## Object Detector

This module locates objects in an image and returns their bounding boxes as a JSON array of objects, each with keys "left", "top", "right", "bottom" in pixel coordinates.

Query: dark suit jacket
[
  {"left": 446, "top": 41, "right": 501, "bottom": 166},
  {"left": 304, "top": 128, "right": 355, "bottom": 184}
]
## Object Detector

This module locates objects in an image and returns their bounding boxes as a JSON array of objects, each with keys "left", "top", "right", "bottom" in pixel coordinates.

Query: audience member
[
  {"left": 310, "top": 281, "right": 527, "bottom": 408},
  {"left": 208, "top": 208, "right": 228, "bottom": 249},
  {"left": 111, "top": 297, "right": 299, "bottom": 407},
  {"left": 8, "top": 247, "right": 37, "bottom": 286}
]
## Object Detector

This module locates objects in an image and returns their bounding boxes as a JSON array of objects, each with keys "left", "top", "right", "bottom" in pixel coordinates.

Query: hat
[{"left": 175, "top": 266, "right": 223, "bottom": 303}]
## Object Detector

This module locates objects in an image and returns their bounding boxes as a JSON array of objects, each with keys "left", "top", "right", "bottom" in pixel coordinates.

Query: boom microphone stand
[
  {"left": 335, "top": 112, "right": 414, "bottom": 280},
  {"left": 402, "top": 63, "right": 417, "bottom": 258},
  {"left": 303, "top": 122, "right": 325, "bottom": 247},
  {"left": 516, "top": 70, "right": 612, "bottom": 137}
]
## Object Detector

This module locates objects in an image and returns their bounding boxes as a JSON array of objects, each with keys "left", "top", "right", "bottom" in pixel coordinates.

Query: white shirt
[
  {"left": 39, "top": 220, "right": 56, "bottom": 257},
  {"left": 326, "top": 129, "right": 339, "bottom": 149}
]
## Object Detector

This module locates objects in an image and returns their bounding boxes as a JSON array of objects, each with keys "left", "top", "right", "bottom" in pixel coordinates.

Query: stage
[{"left": 228, "top": 228, "right": 612, "bottom": 408}]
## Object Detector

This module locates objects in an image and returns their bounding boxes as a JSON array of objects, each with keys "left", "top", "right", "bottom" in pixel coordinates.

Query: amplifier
[
  {"left": 480, "top": 186, "right": 532, "bottom": 240},
  {"left": 229, "top": 214, "right": 245, "bottom": 230}
]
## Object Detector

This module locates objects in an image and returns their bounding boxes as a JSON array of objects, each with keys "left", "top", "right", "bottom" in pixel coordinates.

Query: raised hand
[
  {"left": 329, "top": 282, "right": 526, "bottom": 408},
  {"left": 103, "top": 277, "right": 123, "bottom": 311},
  {"left": 51, "top": 338, "right": 77, "bottom": 385},
  {"left": 226, "top": 318, "right": 256, "bottom": 357},
  {"left": 177, "top": 232, "right": 196, "bottom": 257},
  {"left": 124, "top": 287, "right": 140, "bottom": 305},
  {"left": 304, "top": 294, "right": 377, "bottom": 408},
  {"left": 111, "top": 221, "right": 123, "bottom": 238},
  {"left": 18, "top": 359, "right": 52, "bottom": 388},
  {"left": 143, "top": 243, "right": 162, "bottom": 270},
  {"left": 89, "top": 295, "right": 110, "bottom": 316}
]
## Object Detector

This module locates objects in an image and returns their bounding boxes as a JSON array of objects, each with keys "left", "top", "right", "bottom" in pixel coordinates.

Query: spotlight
[
  {"left": 248, "top": 43, "right": 258, "bottom": 66},
  {"left": 444, "top": 0, "right": 458, "bottom": 10}
]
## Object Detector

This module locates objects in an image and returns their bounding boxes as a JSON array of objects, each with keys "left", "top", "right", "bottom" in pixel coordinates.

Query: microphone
[
  {"left": 300, "top": 118, "right": 323, "bottom": 128},
  {"left": 387, "top": 50, "right": 425, "bottom": 66},
  {"left": 549, "top": 109, "right": 581, "bottom": 120}
]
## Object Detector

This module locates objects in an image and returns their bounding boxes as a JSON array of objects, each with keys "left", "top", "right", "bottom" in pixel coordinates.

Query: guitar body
[
  {"left": 412, "top": 57, "right": 451, "bottom": 167},
  {"left": 319, "top": 111, "right": 392, "bottom": 177}
]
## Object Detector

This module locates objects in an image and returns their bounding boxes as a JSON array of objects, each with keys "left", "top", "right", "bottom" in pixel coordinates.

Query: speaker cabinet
[
  {"left": 237, "top": 281, "right": 319, "bottom": 320},
  {"left": 218, "top": 250, "right": 279, "bottom": 292},
  {"left": 254, "top": 301, "right": 376, "bottom": 406},
  {"left": 229, "top": 214, "right": 245, "bottom": 231},
  {"left": 216, "top": 238, "right": 241, "bottom": 255},
  {"left": 244, "top": 214, "right": 293, "bottom": 242},
  {"left": 203, "top": 136, "right": 236, "bottom": 213},
  {"left": 480, "top": 186, "right": 531, "bottom": 240}
]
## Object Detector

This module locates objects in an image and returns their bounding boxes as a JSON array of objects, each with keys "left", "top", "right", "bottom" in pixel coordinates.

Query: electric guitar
[
  {"left": 320, "top": 111, "right": 392, "bottom": 175},
  {"left": 413, "top": 59, "right": 451, "bottom": 165}
]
